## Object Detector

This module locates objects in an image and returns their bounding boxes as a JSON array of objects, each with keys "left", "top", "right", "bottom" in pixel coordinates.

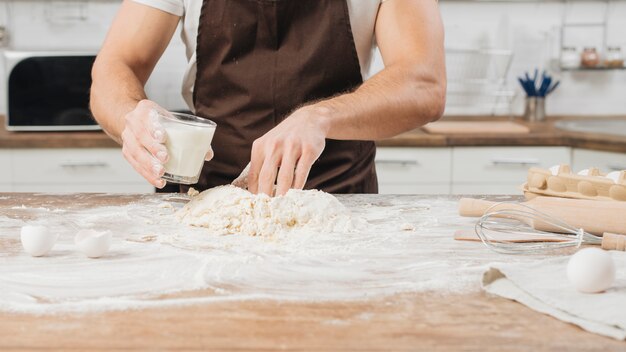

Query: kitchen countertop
[
  {"left": 2, "top": 114, "right": 626, "bottom": 153},
  {"left": 1, "top": 192, "right": 625, "bottom": 350}
]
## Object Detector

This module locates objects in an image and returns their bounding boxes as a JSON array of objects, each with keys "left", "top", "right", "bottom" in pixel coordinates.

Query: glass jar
[
  {"left": 560, "top": 47, "right": 579, "bottom": 69},
  {"left": 605, "top": 47, "right": 624, "bottom": 68},
  {"left": 581, "top": 47, "right": 600, "bottom": 68}
]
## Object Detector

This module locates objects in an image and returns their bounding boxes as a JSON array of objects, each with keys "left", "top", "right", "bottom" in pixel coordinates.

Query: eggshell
[
  {"left": 549, "top": 165, "right": 560, "bottom": 176},
  {"left": 20, "top": 225, "right": 59, "bottom": 257},
  {"left": 606, "top": 171, "right": 620, "bottom": 183},
  {"left": 577, "top": 169, "right": 590, "bottom": 176},
  {"left": 74, "top": 229, "right": 112, "bottom": 258},
  {"left": 567, "top": 247, "right": 615, "bottom": 293}
]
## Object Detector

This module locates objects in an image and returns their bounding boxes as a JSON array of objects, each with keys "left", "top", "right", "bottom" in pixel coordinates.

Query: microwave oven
[{"left": 3, "top": 50, "right": 100, "bottom": 131}]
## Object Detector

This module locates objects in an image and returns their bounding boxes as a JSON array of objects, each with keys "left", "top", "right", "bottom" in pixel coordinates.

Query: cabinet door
[
  {"left": 0, "top": 150, "right": 12, "bottom": 184},
  {"left": 12, "top": 149, "right": 153, "bottom": 193},
  {"left": 375, "top": 147, "right": 451, "bottom": 194},
  {"left": 451, "top": 147, "right": 571, "bottom": 195},
  {"left": 451, "top": 183, "right": 525, "bottom": 195},
  {"left": 452, "top": 147, "right": 571, "bottom": 183},
  {"left": 572, "top": 149, "right": 626, "bottom": 174},
  {"left": 378, "top": 183, "right": 450, "bottom": 195}
]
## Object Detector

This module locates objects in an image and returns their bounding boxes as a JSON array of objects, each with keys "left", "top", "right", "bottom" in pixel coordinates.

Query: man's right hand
[{"left": 121, "top": 100, "right": 169, "bottom": 188}]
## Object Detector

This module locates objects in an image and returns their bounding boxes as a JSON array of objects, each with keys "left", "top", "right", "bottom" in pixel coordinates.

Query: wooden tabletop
[
  {"left": 3, "top": 114, "right": 626, "bottom": 153},
  {"left": 2, "top": 291, "right": 625, "bottom": 351},
  {"left": 1, "top": 193, "right": 625, "bottom": 351}
]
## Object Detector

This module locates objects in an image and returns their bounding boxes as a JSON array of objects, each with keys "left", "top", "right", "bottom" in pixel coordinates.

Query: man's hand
[
  {"left": 121, "top": 100, "right": 215, "bottom": 189},
  {"left": 121, "top": 100, "right": 170, "bottom": 188},
  {"left": 248, "top": 107, "right": 329, "bottom": 196}
]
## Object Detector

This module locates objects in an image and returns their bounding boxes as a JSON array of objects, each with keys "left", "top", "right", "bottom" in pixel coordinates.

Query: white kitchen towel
[{"left": 482, "top": 252, "right": 626, "bottom": 340}]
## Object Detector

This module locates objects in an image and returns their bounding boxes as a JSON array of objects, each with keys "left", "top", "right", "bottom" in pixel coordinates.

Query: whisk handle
[
  {"left": 601, "top": 233, "right": 626, "bottom": 251},
  {"left": 458, "top": 198, "right": 496, "bottom": 217}
]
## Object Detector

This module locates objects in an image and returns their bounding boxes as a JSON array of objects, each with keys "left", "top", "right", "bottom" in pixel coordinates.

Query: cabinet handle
[
  {"left": 607, "top": 165, "right": 626, "bottom": 172},
  {"left": 60, "top": 162, "right": 109, "bottom": 169},
  {"left": 376, "top": 160, "right": 420, "bottom": 167},
  {"left": 490, "top": 158, "right": 540, "bottom": 166}
]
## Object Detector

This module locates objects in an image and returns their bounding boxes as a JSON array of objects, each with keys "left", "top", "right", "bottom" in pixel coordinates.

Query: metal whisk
[{"left": 474, "top": 202, "right": 602, "bottom": 254}]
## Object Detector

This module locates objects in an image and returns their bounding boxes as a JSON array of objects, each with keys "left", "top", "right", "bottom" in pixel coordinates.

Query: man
[{"left": 90, "top": 0, "right": 446, "bottom": 196}]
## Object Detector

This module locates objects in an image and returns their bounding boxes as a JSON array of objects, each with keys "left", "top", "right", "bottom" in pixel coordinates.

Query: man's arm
[
  {"left": 90, "top": 0, "right": 180, "bottom": 187},
  {"left": 249, "top": 0, "right": 446, "bottom": 195}
]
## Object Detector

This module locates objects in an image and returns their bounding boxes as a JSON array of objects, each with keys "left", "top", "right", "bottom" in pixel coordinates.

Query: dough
[{"left": 176, "top": 185, "right": 356, "bottom": 236}]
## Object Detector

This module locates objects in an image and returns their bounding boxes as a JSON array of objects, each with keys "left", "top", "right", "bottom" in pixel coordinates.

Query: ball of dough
[{"left": 567, "top": 247, "right": 615, "bottom": 293}]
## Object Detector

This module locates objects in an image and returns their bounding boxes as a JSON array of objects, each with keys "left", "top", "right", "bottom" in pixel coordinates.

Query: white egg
[
  {"left": 606, "top": 171, "right": 621, "bottom": 183},
  {"left": 74, "top": 229, "right": 112, "bottom": 258},
  {"left": 549, "top": 165, "right": 560, "bottom": 176},
  {"left": 567, "top": 247, "right": 615, "bottom": 293},
  {"left": 20, "top": 225, "right": 59, "bottom": 257},
  {"left": 577, "top": 169, "right": 590, "bottom": 176}
]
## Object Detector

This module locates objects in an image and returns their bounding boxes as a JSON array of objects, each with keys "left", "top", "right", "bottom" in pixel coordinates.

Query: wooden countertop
[
  {"left": 1, "top": 193, "right": 624, "bottom": 350},
  {"left": 2, "top": 114, "right": 626, "bottom": 153},
  {"left": 0, "top": 115, "right": 118, "bottom": 149}
]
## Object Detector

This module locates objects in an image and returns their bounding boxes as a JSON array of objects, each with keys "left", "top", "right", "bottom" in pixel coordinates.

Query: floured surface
[{"left": 0, "top": 192, "right": 549, "bottom": 314}]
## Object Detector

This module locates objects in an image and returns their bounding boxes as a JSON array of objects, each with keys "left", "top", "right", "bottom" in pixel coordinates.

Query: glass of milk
[{"left": 158, "top": 111, "right": 216, "bottom": 185}]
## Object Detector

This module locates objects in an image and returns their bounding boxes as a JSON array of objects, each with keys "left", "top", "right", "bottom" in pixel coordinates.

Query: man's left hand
[{"left": 248, "top": 107, "right": 329, "bottom": 196}]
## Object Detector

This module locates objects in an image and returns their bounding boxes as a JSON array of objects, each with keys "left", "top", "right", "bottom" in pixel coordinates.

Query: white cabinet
[
  {"left": 376, "top": 146, "right": 572, "bottom": 195},
  {"left": 11, "top": 149, "right": 154, "bottom": 193},
  {"left": 572, "top": 149, "right": 626, "bottom": 174},
  {"left": 451, "top": 147, "right": 571, "bottom": 194},
  {"left": 0, "top": 150, "right": 11, "bottom": 191},
  {"left": 376, "top": 147, "right": 451, "bottom": 194}
]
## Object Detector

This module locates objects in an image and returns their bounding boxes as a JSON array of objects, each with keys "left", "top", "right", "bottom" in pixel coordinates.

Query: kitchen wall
[
  {"left": 0, "top": 0, "right": 625, "bottom": 117},
  {"left": 370, "top": 0, "right": 626, "bottom": 116},
  {"left": 0, "top": 0, "right": 188, "bottom": 114}
]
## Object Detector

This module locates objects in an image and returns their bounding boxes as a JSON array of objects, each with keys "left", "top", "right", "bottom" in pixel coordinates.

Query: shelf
[{"left": 560, "top": 66, "right": 626, "bottom": 71}]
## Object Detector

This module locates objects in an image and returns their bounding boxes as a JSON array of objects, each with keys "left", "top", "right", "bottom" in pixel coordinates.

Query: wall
[
  {"left": 0, "top": 0, "right": 188, "bottom": 115},
  {"left": 1, "top": 0, "right": 625, "bottom": 118},
  {"left": 371, "top": 0, "right": 626, "bottom": 116}
]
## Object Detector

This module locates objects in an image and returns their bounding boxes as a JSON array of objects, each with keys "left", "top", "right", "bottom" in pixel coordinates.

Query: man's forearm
[
  {"left": 90, "top": 59, "right": 148, "bottom": 144},
  {"left": 310, "top": 63, "right": 446, "bottom": 141}
]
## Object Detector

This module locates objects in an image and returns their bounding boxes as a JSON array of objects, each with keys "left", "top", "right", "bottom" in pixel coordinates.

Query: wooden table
[{"left": 1, "top": 193, "right": 624, "bottom": 351}]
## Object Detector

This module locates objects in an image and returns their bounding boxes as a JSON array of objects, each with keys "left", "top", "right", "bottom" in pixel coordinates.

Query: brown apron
[{"left": 190, "top": 0, "right": 377, "bottom": 194}]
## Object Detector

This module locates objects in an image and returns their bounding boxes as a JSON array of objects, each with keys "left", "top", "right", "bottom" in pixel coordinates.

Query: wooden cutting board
[{"left": 423, "top": 121, "right": 530, "bottom": 134}]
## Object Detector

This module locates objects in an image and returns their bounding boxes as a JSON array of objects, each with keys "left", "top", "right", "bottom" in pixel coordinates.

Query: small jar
[
  {"left": 581, "top": 47, "right": 600, "bottom": 68},
  {"left": 560, "top": 47, "right": 579, "bottom": 69},
  {"left": 605, "top": 47, "right": 624, "bottom": 68}
]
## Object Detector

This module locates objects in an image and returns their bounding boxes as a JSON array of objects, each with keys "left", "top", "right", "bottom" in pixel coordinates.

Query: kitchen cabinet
[
  {"left": 11, "top": 149, "right": 153, "bottom": 193},
  {"left": 572, "top": 149, "right": 626, "bottom": 174},
  {"left": 376, "top": 146, "right": 571, "bottom": 195},
  {"left": 375, "top": 147, "right": 451, "bottom": 194},
  {"left": 0, "top": 150, "right": 11, "bottom": 191},
  {"left": 451, "top": 147, "right": 571, "bottom": 194}
]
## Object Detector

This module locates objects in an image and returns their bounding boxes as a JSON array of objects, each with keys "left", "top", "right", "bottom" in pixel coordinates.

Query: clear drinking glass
[{"left": 158, "top": 112, "right": 217, "bottom": 185}]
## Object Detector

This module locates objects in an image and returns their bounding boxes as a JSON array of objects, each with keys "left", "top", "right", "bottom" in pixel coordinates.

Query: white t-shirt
[{"left": 132, "top": 0, "right": 382, "bottom": 110}]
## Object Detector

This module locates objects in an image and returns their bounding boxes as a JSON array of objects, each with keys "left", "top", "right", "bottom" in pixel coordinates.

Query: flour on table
[{"left": 176, "top": 185, "right": 357, "bottom": 236}]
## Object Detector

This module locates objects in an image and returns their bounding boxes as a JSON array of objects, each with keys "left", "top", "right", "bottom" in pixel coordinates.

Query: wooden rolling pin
[
  {"left": 459, "top": 196, "right": 626, "bottom": 237},
  {"left": 459, "top": 197, "right": 626, "bottom": 250}
]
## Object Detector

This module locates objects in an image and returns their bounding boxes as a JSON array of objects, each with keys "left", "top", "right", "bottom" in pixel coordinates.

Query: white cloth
[
  {"left": 482, "top": 252, "right": 626, "bottom": 340},
  {"left": 132, "top": 0, "right": 383, "bottom": 110}
]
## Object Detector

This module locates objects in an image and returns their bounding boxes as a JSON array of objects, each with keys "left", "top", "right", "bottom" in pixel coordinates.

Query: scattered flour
[
  {"left": 0, "top": 193, "right": 548, "bottom": 314},
  {"left": 176, "top": 185, "right": 357, "bottom": 237}
]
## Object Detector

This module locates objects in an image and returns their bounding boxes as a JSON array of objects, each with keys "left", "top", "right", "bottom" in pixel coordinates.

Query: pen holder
[{"left": 523, "top": 96, "right": 545, "bottom": 122}]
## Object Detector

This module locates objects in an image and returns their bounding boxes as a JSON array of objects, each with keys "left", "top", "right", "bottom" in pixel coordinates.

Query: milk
[{"left": 163, "top": 123, "right": 215, "bottom": 179}]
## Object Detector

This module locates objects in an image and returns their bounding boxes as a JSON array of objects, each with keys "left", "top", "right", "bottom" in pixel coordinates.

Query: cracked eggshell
[
  {"left": 549, "top": 165, "right": 561, "bottom": 176},
  {"left": 577, "top": 169, "right": 590, "bottom": 176},
  {"left": 606, "top": 171, "right": 620, "bottom": 184},
  {"left": 20, "top": 225, "right": 59, "bottom": 257},
  {"left": 74, "top": 229, "right": 112, "bottom": 258}
]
